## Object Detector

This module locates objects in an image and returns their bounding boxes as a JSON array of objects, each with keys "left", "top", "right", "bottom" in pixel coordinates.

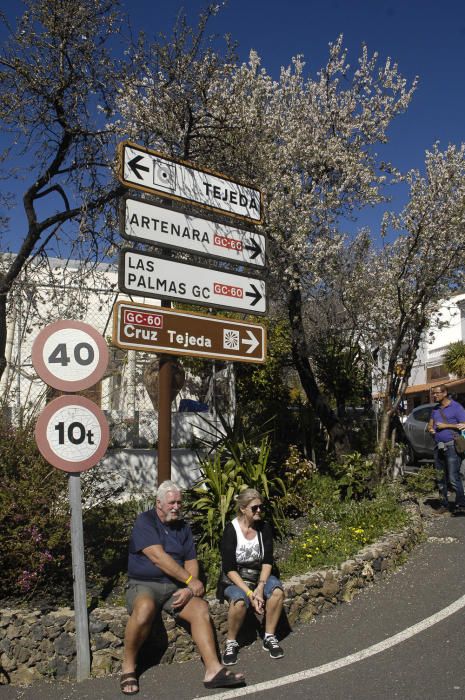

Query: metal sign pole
[{"left": 68, "top": 472, "right": 91, "bottom": 681}]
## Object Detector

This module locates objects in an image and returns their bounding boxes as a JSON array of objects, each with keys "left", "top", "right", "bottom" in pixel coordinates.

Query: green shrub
[
  {"left": 280, "top": 485, "right": 409, "bottom": 577},
  {"left": 0, "top": 421, "right": 72, "bottom": 600},
  {"left": 403, "top": 466, "right": 437, "bottom": 496},
  {"left": 279, "top": 445, "right": 318, "bottom": 516},
  {"left": 186, "top": 435, "right": 287, "bottom": 554},
  {"left": 329, "top": 451, "right": 377, "bottom": 500}
]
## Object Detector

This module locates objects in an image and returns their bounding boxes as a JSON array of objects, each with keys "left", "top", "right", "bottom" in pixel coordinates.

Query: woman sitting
[{"left": 219, "top": 488, "right": 285, "bottom": 665}]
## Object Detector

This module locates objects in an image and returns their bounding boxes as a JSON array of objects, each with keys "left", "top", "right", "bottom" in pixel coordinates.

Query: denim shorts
[
  {"left": 224, "top": 575, "right": 283, "bottom": 608},
  {"left": 126, "top": 578, "right": 181, "bottom": 617}
]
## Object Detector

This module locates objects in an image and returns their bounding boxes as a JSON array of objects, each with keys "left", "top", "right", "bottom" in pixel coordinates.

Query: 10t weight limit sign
[{"left": 35, "top": 396, "right": 110, "bottom": 472}]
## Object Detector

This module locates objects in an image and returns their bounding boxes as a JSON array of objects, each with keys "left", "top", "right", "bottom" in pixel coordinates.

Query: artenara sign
[
  {"left": 118, "top": 248, "right": 267, "bottom": 315},
  {"left": 121, "top": 197, "right": 266, "bottom": 269},
  {"left": 112, "top": 301, "right": 266, "bottom": 364},
  {"left": 117, "top": 141, "right": 262, "bottom": 224}
]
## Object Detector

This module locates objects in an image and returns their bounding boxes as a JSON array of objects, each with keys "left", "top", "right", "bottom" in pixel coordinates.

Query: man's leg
[
  {"left": 445, "top": 445, "right": 465, "bottom": 506},
  {"left": 434, "top": 447, "right": 448, "bottom": 507},
  {"left": 122, "top": 594, "right": 157, "bottom": 692},
  {"left": 178, "top": 597, "right": 244, "bottom": 683}
]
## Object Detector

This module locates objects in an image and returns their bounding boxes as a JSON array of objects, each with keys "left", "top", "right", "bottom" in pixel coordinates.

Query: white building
[
  {"left": 0, "top": 256, "right": 232, "bottom": 484},
  {"left": 404, "top": 292, "right": 465, "bottom": 410}
]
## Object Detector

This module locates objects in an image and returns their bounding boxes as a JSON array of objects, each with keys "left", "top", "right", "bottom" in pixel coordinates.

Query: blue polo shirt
[
  {"left": 127, "top": 509, "right": 196, "bottom": 582},
  {"left": 431, "top": 399, "right": 465, "bottom": 444}
]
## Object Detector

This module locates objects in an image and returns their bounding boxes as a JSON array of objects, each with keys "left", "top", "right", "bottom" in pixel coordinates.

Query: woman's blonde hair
[{"left": 235, "top": 488, "right": 262, "bottom": 515}]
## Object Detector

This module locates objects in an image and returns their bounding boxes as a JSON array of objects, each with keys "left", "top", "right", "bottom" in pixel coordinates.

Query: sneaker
[
  {"left": 223, "top": 639, "right": 239, "bottom": 665},
  {"left": 262, "top": 635, "right": 284, "bottom": 659}
]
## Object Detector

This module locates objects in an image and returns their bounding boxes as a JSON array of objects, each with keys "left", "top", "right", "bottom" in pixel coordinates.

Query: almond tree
[
  {"left": 117, "top": 36, "right": 416, "bottom": 453},
  {"left": 353, "top": 144, "right": 465, "bottom": 466},
  {"left": 0, "top": 0, "right": 127, "bottom": 386}
]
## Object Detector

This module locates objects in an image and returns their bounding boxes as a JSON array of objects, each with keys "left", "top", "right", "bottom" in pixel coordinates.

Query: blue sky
[{"left": 1, "top": 0, "right": 465, "bottom": 249}]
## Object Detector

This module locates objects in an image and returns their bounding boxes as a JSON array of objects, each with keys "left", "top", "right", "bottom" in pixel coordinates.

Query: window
[{"left": 413, "top": 406, "right": 433, "bottom": 423}]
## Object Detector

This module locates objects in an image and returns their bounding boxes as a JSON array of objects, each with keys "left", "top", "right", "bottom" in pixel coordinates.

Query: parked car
[{"left": 403, "top": 403, "right": 436, "bottom": 464}]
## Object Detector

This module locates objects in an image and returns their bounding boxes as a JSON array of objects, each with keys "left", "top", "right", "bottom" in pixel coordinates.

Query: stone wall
[{"left": 0, "top": 507, "right": 423, "bottom": 686}]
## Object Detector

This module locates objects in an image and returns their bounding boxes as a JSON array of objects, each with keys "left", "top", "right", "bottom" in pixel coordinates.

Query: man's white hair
[{"left": 156, "top": 479, "right": 182, "bottom": 503}]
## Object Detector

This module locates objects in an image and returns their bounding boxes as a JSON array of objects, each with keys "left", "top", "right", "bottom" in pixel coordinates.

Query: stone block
[
  {"left": 9, "top": 666, "right": 42, "bottom": 685},
  {"left": 0, "top": 652, "right": 17, "bottom": 672},
  {"left": 54, "top": 633, "right": 75, "bottom": 658}
]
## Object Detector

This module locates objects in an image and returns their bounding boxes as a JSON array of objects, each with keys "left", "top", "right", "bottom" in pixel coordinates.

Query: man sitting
[{"left": 120, "top": 479, "right": 245, "bottom": 695}]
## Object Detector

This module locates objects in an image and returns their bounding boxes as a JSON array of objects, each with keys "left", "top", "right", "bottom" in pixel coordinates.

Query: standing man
[
  {"left": 428, "top": 385, "right": 465, "bottom": 514},
  {"left": 120, "top": 480, "right": 245, "bottom": 695}
]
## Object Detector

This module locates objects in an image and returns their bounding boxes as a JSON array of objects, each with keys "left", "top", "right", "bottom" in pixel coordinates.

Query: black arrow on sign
[
  {"left": 245, "top": 238, "right": 261, "bottom": 260},
  {"left": 128, "top": 155, "right": 150, "bottom": 180},
  {"left": 245, "top": 284, "right": 262, "bottom": 307}
]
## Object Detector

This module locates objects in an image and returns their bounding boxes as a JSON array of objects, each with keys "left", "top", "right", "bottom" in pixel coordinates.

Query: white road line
[{"left": 195, "top": 592, "right": 465, "bottom": 700}]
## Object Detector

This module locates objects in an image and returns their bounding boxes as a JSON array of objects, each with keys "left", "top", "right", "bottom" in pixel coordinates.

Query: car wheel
[{"left": 405, "top": 442, "right": 418, "bottom": 466}]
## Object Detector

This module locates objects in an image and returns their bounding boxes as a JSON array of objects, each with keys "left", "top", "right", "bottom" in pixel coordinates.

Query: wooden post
[
  {"left": 68, "top": 473, "right": 91, "bottom": 681},
  {"left": 157, "top": 354, "right": 172, "bottom": 484}
]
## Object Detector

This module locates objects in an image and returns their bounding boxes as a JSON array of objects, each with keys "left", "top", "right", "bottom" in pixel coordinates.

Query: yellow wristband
[
  {"left": 185, "top": 575, "right": 193, "bottom": 585},
  {"left": 246, "top": 589, "right": 253, "bottom": 598}
]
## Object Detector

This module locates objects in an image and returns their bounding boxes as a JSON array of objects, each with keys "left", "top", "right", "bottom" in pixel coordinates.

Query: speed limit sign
[
  {"left": 32, "top": 320, "right": 109, "bottom": 392},
  {"left": 35, "top": 395, "right": 110, "bottom": 472}
]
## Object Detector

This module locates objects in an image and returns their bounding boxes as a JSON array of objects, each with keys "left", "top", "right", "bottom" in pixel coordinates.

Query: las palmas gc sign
[
  {"left": 119, "top": 248, "right": 267, "bottom": 315},
  {"left": 118, "top": 141, "right": 262, "bottom": 224}
]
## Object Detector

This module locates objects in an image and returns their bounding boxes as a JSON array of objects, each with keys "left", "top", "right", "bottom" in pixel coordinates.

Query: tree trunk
[{"left": 288, "top": 288, "right": 350, "bottom": 455}]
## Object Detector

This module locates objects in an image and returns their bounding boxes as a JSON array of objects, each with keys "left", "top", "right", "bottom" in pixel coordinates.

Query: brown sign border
[{"left": 112, "top": 301, "right": 267, "bottom": 364}]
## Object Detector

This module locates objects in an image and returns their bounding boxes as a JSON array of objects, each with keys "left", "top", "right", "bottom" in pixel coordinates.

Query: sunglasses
[{"left": 250, "top": 504, "right": 264, "bottom": 513}]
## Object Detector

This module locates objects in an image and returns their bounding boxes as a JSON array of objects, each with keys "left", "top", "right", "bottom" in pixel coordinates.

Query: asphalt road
[{"left": 2, "top": 511, "right": 465, "bottom": 700}]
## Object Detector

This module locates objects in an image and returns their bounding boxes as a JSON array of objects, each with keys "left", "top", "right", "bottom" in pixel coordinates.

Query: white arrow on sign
[
  {"left": 121, "top": 197, "right": 266, "bottom": 269},
  {"left": 118, "top": 141, "right": 262, "bottom": 224},
  {"left": 242, "top": 330, "right": 260, "bottom": 354},
  {"left": 118, "top": 248, "right": 267, "bottom": 315}
]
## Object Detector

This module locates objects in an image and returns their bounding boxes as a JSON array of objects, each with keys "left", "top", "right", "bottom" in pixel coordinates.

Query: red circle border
[
  {"left": 31, "top": 320, "right": 109, "bottom": 392},
  {"left": 35, "top": 395, "right": 110, "bottom": 472}
]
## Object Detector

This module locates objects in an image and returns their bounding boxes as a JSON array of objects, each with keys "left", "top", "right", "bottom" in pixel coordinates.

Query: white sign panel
[
  {"left": 118, "top": 249, "right": 267, "bottom": 315},
  {"left": 118, "top": 141, "right": 262, "bottom": 224},
  {"left": 35, "top": 396, "right": 110, "bottom": 472},
  {"left": 121, "top": 197, "right": 266, "bottom": 269},
  {"left": 31, "top": 320, "right": 109, "bottom": 392}
]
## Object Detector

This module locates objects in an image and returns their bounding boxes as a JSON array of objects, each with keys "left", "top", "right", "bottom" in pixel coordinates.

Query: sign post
[
  {"left": 116, "top": 140, "right": 267, "bottom": 485},
  {"left": 32, "top": 322, "right": 109, "bottom": 682}
]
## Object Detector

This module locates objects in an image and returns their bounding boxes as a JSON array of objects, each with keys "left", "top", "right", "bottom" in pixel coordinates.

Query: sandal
[
  {"left": 204, "top": 667, "right": 246, "bottom": 689},
  {"left": 120, "top": 672, "right": 139, "bottom": 695}
]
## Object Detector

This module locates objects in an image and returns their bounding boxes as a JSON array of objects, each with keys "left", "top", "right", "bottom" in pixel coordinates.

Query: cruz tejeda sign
[
  {"left": 118, "top": 248, "right": 267, "bottom": 315},
  {"left": 118, "top": 141, "right": 262, "bottom": 224},
  {"left": 113, "top": 301, "right": 266, "bottom": 363},
  {"left": 121, "top": 197, "right": 266, "bottom": 268}
]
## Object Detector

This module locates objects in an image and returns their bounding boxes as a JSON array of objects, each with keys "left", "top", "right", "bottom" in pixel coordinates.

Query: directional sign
[
  {"left": 121, "top": 197, "right": 266, "bottom": 269},
  {"left": 112, "top": 301, "right": 267, "bottom": 363},
  {"left": 118, "top": 248, "right": 267, "bottom": 315},
  {"left": 117, "top": 141, "right": 262, "bottom": 224},
  {"left": 32, "top": 320, "right": 109, "bottom": 392},
  {"left": 35, "top": 396, "right": 110, "bottom": 472}
]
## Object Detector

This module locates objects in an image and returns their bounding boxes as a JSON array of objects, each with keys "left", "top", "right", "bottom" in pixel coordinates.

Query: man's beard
[{"left": 164, "top": 510, "right": 181, "bottom": 522}]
